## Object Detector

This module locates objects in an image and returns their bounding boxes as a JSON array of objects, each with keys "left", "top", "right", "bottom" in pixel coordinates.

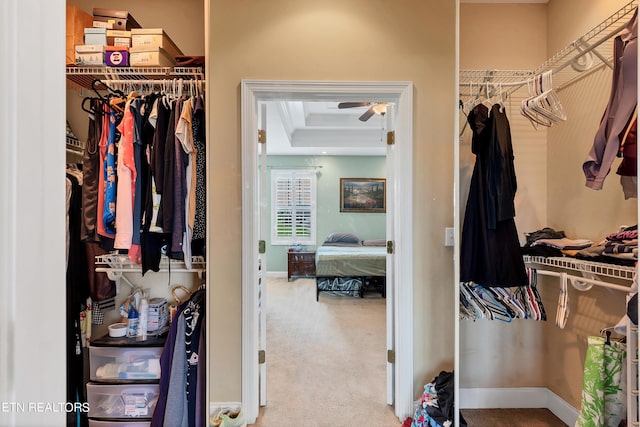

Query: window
[{"left": 271, "top": 170, "right": 316, "bottom": 246}]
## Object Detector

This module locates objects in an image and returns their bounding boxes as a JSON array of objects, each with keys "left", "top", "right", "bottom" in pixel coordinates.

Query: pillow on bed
[
  {"left": 323, "top": 232, "right": 362, "bottom": 246},
  {"left": 362, "top": 239, "right": 386, "bottom": 247}
]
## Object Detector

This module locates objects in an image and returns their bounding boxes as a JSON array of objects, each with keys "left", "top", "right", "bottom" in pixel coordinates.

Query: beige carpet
[{"left": 249, "top": 277, "right": 401, "bottom": 427}]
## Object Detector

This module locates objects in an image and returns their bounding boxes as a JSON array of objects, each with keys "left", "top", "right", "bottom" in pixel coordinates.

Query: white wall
[{"left": 0, "top": 1, "right": 67, "bottom": 425}]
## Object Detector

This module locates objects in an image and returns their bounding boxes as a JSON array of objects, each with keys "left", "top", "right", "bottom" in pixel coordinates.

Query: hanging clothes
[
  {"left": 575, "top": 336, "right": 627, "bottom": 427},
  {"left": 80, "top": 98, "right": 103, "bottom": 243},
  {"left": 171, "top": 96, "right": 188, "bottom": 260},
  {"left": 583, "top": 7, "right": 638, "bottom": 191},
  {"left": 65, "top": 171, "right": 90, "bottom": 427},
  {"left": 114, "top": 99, "right": 136, "bottom": 250},
  {"left": 616, "top": 108, "right": 637, "bottom": 199},
  {"left": 191, "top": 95, "right": 206, "bottom": 256},
  {"left": 129, "top": 97, "right": 147, "bottom": 264},
  {"left": 460, "top": 103, "right": 528, "bottom": 287},
  {"left": 176, "top": 97, "right": 195, "bottom": 269},
  {"left": 103, "top": 110, "right": 118, "bottom": 235},
  {"left": 151, "top": 288, "right": 206, "bottom": 427}
]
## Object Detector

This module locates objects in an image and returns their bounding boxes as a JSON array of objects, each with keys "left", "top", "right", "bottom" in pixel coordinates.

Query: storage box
[
  {"left": 92, "top": 20, "right": 113, "bottom": 29},
  {"left": 85, "top": 27, "right": 107, "bottom": 46},
  {"left": 129, "top": 46, "right": 175, "bottom": 67},
  {"left": 75, "top": 45, "right": 104, "bottom": 66},
  {"left": 93, "top": 8, "right": 141, "bottom": 31},
  {"left": 89, "top": 420, "right": 150, "bottom": 427},
  {"left": 66, "top": 6, "right": 93, "bottom": 65},
  {"left": 148, "top": 298, "right": 168, "bottom": 316},
  {"left": 109, "top": 37, "right": 131, "bottom": 47},
  {"left": 105, "top": 47, "right": 129, "bottom": 67},
  {"left": 146, "top": 299, "right": 168, "bottom": 332},
  {"left": 88, "top": 345, "right": 162, "bottom": 381},
  {"left": 107, "top": 30, "right": 132, "bottom": 47},
  {"left": 86, "top": 383, "right": 159, "bottom": 419},
  {"left": 147, "top": 314, "right": 168, "bottom": 332},
  {"left": 131, "top": 29, "right": 183, "bottom": 61},
  {"left": 107, "top": 30, "right": 132, "bottom": 38}
]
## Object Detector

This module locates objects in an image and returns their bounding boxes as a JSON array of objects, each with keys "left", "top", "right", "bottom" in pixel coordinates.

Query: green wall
[{"left": 266, "top": 155, "right": 386, "bottom": 272}]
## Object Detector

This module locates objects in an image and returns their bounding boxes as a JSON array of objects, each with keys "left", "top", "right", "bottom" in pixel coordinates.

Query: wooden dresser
[{"left": 287, "top": 250, "right": 316, "bottom": 281}]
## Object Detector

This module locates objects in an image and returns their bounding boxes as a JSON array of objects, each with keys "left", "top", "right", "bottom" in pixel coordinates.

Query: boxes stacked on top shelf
[
  {"left": 107, "top": 30, "right": 132, "bottom": 47},
  {"left": 92, "top": 8, "right": 141, "bottom": 31},
  {"left": 131, "top": 29, "right": 183, "bottom": 59},
  {"left": 71, "top": 9, "right": 186, "bottom": 68},
  {"left": 105, "top": 46, "right": 129, "bottom": 67},
  {"left": 66, "top": 6, "right": 93, "bottom": 65},
  {"left": 130, "top": 28, "right": 182, "bottom": 66},
  {"left": 75, "top": 45, "right": 104, "bottom": 66},
  {"left": 85, "top": 27, "right": 107, "bottom": 46},
  {"left": 129, "top": 46, "right": 175, "bottom": 67}
]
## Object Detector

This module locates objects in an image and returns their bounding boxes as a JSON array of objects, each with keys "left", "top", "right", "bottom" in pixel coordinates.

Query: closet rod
[{"left": 533, "top": 267, "right": 632, "bottom": 293}]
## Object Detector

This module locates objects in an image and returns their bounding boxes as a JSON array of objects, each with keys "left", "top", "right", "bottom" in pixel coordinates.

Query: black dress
[{"left": 460, "top": 103, "right": 528, "bottom": 287}]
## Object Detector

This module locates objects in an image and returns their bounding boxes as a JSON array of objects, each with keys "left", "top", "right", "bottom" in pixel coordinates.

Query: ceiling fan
[{"left": 338, "top": 102, "right": 392, "bottom": 122}]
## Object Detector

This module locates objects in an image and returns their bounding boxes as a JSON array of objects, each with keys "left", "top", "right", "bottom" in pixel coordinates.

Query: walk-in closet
[
  {"left": 457, "top": 1, "right": 638, "bottom": 426},
  {"left": 65, "top": 1, "right": 208, "bottom": 425}
]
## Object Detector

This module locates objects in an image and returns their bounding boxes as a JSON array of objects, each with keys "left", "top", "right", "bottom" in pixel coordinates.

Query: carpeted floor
[
  {"left": 249, "top": 277, "right": 401, "bottom": 427},
  {"left": 461, "top": 408, "right": 568, "bottom": 426},
  {"left": 248, "top": 277, "right": 570, "bottom": 427}
]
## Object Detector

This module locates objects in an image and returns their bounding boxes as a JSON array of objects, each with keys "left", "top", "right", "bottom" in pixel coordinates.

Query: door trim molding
[{"left": 241, "top": 79, "right": 414, "bottom": 423}]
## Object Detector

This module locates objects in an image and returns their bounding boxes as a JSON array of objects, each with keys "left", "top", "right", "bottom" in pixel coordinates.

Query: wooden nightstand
[{"left": 288, "top": 251, "right": 316, "bottom": 281}]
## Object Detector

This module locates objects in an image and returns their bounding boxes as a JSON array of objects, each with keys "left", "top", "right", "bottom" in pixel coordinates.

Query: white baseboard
[
  {"left": 266, "top": 271, "right": 287, "bottom": 278},
  {"left": 459, "top": 387, "right": 578, "bottom": 426}
]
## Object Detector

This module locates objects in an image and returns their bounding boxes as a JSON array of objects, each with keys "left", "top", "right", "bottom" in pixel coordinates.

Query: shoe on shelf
[{"left": 210, "top": 406, "right": 245, "bottom": 427}]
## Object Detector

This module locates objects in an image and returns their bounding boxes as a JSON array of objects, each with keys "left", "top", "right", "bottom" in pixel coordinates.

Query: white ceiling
[{"left": 265, "top": 101, "right": 388, "bottom": 156}]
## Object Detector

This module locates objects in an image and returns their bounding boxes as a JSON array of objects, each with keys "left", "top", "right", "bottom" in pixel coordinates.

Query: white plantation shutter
[{"left": 271, "top": 170, "right": 316, "bottom": 245}]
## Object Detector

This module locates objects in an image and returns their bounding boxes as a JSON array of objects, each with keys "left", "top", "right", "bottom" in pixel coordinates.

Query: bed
[{"left": 315, "top": 232, "right": 387, "bottom": 301}]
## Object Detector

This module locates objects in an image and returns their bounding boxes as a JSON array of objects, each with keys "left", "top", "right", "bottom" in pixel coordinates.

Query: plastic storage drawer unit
[
  {"left": 86, "top": 383, "right": 159, "bottom": 419},
  {"left": 89, "top": 345, "right": 162, "bottom": 381},
  {"left": 88, "top": 420, "right": 150, "bottom": 427}
]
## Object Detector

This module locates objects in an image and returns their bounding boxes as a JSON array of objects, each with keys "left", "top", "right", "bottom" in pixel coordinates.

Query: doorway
[{"left": 241, "top": 80, "right": 415, "bottom": 424}]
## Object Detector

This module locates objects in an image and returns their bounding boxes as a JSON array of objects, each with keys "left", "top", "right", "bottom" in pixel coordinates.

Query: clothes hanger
[
  {"left": 497, "top": 82, "right": 505, "bottom": 113},
  {"left": 555, "top": 273, "right": 569, "bottom": 329},
  {"left": 474, "top": 285, "right": 513, "bottom": 322},
  {"left": 482, "top": 81, "right": 494, "bottom": 116},
  {"left": 81, "top": 96, "right": 99, "bottom": 117}
]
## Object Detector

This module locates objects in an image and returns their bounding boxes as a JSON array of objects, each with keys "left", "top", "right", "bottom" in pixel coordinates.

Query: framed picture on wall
[{"left": 340, "top": 178, "right": 386, "bottom": 213}]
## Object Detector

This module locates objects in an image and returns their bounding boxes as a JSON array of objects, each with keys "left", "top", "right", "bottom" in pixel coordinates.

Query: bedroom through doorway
[
  {"left": 242, "top": 81, "right": 413, "bottom": 424},
  {"left": 241, "top": 80, "right": 413, "bottom": 424},
  {"left": 257, "top": 97, "right": 391, "bottom": 424}
]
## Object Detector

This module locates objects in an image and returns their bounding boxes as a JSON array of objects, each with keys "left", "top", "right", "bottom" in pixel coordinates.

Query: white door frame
[{"left": 241, "top": 79, "right": 414, "bottom": 423}]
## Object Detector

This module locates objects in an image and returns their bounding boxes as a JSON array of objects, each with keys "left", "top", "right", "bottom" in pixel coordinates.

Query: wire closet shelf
[
  {"left": 66, "top": 65, "right": 205, "bottom": 90},
  {"left": 459, "top": 0, "right": 637, "bottom": 98}
]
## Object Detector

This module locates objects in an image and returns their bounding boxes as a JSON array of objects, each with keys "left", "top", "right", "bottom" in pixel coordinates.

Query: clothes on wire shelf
[
  {"left": 522, "top": 225, "right": 638, "bottom": 266},
  {"left": 79, "top": 86, "right": 207, "bottom": 274}
]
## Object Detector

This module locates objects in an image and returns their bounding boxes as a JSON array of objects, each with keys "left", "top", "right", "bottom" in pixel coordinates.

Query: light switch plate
[{"left": 445, "top": 227, "right": 454, "bottom": 247}]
